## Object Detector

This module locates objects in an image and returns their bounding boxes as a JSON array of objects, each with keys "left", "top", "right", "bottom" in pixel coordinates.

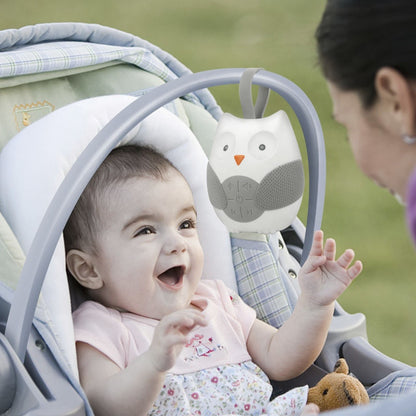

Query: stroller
[{"left": 0, "top": 22, "right": 415, "bottom": 415}]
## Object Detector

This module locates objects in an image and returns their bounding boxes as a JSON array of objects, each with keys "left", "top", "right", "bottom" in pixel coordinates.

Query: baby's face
[{"left": 90, "top": 169, "right": 204, "bottom": 319}]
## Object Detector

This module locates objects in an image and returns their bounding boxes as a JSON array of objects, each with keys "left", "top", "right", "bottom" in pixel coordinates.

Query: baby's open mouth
[{"left": 157, "top": 265, "right": 185, "bottom": 288}]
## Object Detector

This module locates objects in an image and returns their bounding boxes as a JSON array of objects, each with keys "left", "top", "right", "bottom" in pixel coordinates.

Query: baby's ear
[{"left": 66, "top": 249, "right": 103, "bottom": 290}]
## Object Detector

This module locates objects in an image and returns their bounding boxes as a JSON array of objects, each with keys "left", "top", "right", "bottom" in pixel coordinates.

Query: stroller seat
[{"left": 0, "top": 94, "right": 238, "bottom": 415}]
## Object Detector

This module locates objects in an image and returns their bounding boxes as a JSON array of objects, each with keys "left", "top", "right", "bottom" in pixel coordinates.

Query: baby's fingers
[
  {"left": 347, "top": 260, "right": 363, "bottom": 280},
  {"left": 336, "top": 248, "right": 355, "bottom": 269},
  {"left": 179, "top": 313, "right": 207, "bottom": 334},
  {"left": 324, "top": 237, "right": 336, "bottom": 261},
  {"left": 337, "top": 248, "right": 363, "bottom": 279},
  {"left": 162, "top": 309, "right": 207, "bottom": 335},
  {"left": 309, "top": 230, "right": 324, "bottom": 257}
]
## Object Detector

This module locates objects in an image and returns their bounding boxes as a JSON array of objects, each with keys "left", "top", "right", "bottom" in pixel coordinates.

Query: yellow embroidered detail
[
  {"left": 14, "top": 101, "right": 55, "bottom": 131},
  {"left": 22, "top": 112, "right": 31, "bottom": 126}
]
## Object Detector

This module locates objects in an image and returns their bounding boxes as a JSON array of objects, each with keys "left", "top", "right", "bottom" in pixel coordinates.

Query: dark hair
[
  {"left": 316, "top": 0, "right": 416, "bottom": 107},
  {"left": 63, "top": 144, "right": 177, "bottom": 254}
]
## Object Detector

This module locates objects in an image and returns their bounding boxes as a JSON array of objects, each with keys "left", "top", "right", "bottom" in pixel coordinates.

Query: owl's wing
[
  {"left": 256, "top": 159, "right": 304, "bottom": 210},
  {"left": 207, "top": 163, "right": 227, "bottom": 209}
]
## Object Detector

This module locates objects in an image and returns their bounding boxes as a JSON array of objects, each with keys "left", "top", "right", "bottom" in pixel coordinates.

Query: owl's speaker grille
[{"left": 256, "top": 159, "right": 304, "bottom": 210}]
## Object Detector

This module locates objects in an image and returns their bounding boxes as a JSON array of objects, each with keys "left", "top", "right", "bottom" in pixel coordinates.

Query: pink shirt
[{"left": 73, "top": 279, "right": 256, "bottom": 374}]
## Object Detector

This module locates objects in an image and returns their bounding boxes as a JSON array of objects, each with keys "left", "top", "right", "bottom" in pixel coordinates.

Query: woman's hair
[
  {"left": 63, "top": 144, "right": 177, "bottom": 254},
  {"left": 315, "top": 0, "right": 416, "bottom": 107}
]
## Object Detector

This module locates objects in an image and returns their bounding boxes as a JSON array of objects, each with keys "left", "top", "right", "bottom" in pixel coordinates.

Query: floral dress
[
  {"left": 152, "top": 362, "right": 308, "bottom": 416},
  {"left": 73, "top": 279, "right": 308, "bottom": 416}
]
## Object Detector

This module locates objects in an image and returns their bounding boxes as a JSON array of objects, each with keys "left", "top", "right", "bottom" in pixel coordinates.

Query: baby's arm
[
  {"left": 77, "top": 309, "right": 206, "bottom": 416},
  {"left": 247, "top": 230, "right": 362, "bottom": 381}
]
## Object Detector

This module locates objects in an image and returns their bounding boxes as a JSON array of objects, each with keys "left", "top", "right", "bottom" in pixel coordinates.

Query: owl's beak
[{"left": 234, "top": 155, "right": 245, "bottom": 166}]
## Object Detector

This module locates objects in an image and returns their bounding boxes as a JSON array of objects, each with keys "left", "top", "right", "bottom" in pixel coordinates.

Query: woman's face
[{"left": 327, "top": 81, "right": 408, "bottom": 200}]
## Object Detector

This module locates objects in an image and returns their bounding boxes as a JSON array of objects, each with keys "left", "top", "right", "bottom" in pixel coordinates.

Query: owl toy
[{"left": 207, "top": 110, "right": 304, "bottom": 234}]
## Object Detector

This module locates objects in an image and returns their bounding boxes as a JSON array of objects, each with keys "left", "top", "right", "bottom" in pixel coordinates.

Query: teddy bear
[{"left": 307, "top": 358, "right": 370, "bottom": 412}]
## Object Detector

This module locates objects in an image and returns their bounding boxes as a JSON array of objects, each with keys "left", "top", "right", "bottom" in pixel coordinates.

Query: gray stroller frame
[{"left": 0, "top": 23, "right": 415, "bottom": 416}]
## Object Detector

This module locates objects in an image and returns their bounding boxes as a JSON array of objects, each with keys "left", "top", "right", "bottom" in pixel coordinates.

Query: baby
[{"left": 64, "top": 144, "right": 362, "bottom": 416}]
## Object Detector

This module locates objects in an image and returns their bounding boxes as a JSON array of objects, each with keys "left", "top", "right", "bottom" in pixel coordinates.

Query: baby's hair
[{"left": 64, "top": 144, "right": 177, "bottom": 255}]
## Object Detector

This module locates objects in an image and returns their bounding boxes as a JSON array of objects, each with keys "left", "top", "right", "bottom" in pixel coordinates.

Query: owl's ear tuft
[
  {"left": 268, "top": 109, "right": 290, "bottom": 126},
  {"left": 215, "top": 113, "right": 239, "bottom": 135}
]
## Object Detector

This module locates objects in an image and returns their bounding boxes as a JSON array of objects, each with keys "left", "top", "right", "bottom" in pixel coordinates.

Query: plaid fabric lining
[
  {"left": 232, "top": 240, "right": 292, "bottom": 329},
  {"left": 370, "top": 375, "right": 416, "bottom": 401},
  {"left": 0, "top": 41, "right": 173, "bottom": 78},
  {"left": 0, "top": 41, "right": 200, "bottom": 105}
]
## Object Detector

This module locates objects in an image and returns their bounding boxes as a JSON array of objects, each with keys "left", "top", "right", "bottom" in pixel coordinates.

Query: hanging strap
[{"left": 239, "top": 68, "right": 270, "bottom": 118}]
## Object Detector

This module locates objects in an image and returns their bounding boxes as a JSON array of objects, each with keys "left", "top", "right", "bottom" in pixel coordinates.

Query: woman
[
  {"left": 315, "top": 0, "right": 416, "bottom": 244},
  {"left": 314, "top": 1, "right": 416, "bottom": 415}
]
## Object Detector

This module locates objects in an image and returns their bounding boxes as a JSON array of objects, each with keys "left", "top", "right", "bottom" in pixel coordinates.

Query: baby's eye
[
  {"left": 134, "top": 226, "right": 155, "bottom": 237},
  {"left": 180, "top": 219, "right": 196, "bottom": 230}
]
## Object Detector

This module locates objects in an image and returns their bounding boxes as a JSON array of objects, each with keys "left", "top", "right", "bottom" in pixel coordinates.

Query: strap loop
[{"left": 239, "top": 68, "right": 270, "bottom": 118}]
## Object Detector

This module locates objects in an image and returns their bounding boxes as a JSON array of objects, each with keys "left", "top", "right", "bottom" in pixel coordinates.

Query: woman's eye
[{"left": 180, "top": 219, "right": 196, "bottom": 230}]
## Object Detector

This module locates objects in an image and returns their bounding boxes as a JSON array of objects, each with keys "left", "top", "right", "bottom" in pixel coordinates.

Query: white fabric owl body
[{"left": 207, "top": 110, "right": 304, "bottom": 234}]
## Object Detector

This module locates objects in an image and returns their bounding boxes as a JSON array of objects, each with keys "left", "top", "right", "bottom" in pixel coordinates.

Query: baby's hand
[
  {"left": 299, "top": 230, "right": 363, "bottom": 307},
  {"left": 148, "top": 309, "right": 207, "bottom": 373}
]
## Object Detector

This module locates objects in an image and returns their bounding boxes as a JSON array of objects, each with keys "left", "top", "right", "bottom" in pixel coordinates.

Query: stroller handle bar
[{"left": 4, "top": 68, "right": 326, "bottom": 361}]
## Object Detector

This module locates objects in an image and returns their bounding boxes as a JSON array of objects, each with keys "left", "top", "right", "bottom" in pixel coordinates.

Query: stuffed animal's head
[{"left": 307, "top": 359, "right": 369, "bottom": 412}]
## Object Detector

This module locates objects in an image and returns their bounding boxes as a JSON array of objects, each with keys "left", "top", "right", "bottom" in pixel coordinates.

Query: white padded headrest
[{"left": 0, "top": 95, "right": 235, "bottom": 376}]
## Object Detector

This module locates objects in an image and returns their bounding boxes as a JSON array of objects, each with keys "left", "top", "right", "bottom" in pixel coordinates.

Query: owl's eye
[
  {"left": 212, "top": 132, "right": 236, "bottom": 160},
  {"left": 248, "top": 131, "right": 277, "bottom": 160}
]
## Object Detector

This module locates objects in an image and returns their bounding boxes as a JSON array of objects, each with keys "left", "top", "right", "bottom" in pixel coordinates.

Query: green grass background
[{"left": 2, "top": 0, "right": 416, "bottom": 365}]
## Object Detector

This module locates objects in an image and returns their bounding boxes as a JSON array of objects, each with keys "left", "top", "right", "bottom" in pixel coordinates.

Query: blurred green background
[{"left": 2, "top": 0, "right": 416, "bottom": 365}]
